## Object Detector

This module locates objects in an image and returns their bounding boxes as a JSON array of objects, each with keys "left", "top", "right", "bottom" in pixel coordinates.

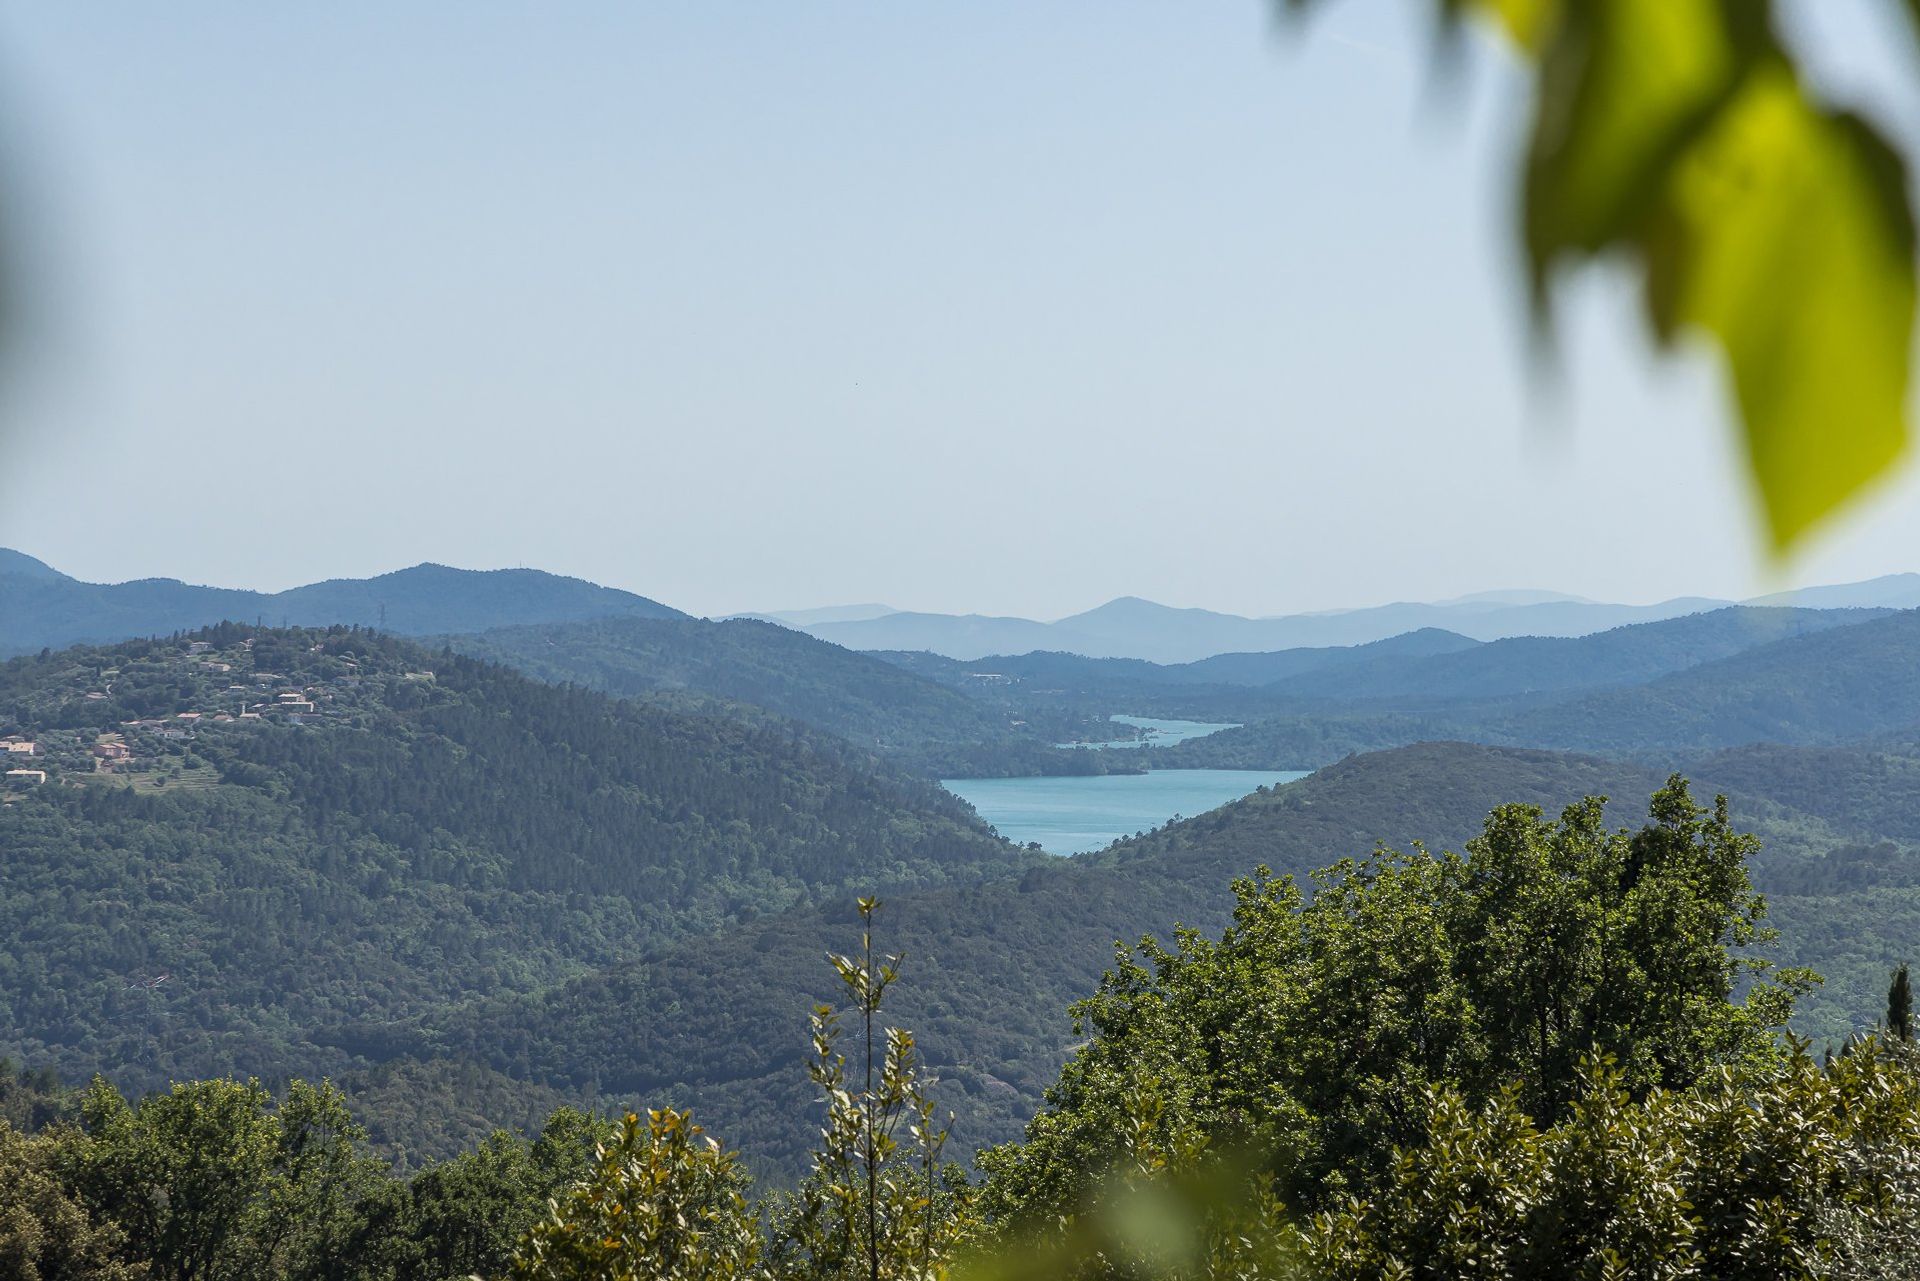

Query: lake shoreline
[{"left": 946, "top": 715, "right": 1309, "bottom": 855}]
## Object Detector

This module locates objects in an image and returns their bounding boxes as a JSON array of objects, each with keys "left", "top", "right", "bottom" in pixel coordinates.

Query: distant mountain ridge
[
  {"left": 0, "top": 552, "right": 686, "bottom": 655},
  {"left": 792, "top": 580, "right": 1920, "bottom": 661},
  {"left": 743, "top": 603, "right": 898, "bottom": 627},
  {"left": 15, "top": 545, "right": 1920, "bottom": 665}
]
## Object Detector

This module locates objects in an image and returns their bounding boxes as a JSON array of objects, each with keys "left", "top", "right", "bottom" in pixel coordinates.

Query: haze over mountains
[
  {"left": 791, "top": 582, "right": 1920, "bottom": 661},
  {"left": 0, "top": 549, "right": 684, "bottom": 656},
  {"left": 14, "top": 546, "right": 1920, "bottom": 664}
]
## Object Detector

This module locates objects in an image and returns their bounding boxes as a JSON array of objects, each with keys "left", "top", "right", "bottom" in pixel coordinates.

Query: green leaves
[
  {"left": 770, "top": 901, "right": 963, "bottom": 1281},
  {"left": 971, "top": 780, "right": 1804, "bottom": 1272},
  {"left": 1650, "top": 70, "right": 1914, "bottom": 550},
  {"left": 1520, "top": 0, "right": 1739, "bottom": 277},
  {"left": 1302, "top": 1041, "right": 1920, "bottom": 1279},
  {"left": 59, "top": 1075, "right": 394, "bottom": 1281},
  {"left": 1292, "top": 0, "right": 1920, "bottom": 551},
  {"left": 1510, "top": 0, "right": 1917, "bottom": 551},
  {"left": 508, "top": 1108, "right": 762, "bottom": 1281}
]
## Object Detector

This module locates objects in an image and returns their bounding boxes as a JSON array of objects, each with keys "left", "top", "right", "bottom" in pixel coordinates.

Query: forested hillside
[
  {"left": 877, "top": 606, "right": 1891, "bottom": 748},
  {"left": 0, "top": 626, "right": 1032, "bottom": 1121},
  {"left": 1160, "top": 606, "right": 1920, "bottom": 768},
  {"left": 1503, "top": 607, "right": 1920, "bottom": 753},
  {"left": 1259, "top": 605, "right": 1887, "bottom": 702},
  {"left": 1177, "top": 626, "right": 1480, "bottom": 685},
  {"left": 11, "top": 771, "right": 1919, "bottom": 1281},
  {"left": 400, "top": 744, "right": 1738, "bottom": 1176},
  {"left": 365, "top": 738, "right": 1920, "bottom": 1181},
  {"left": 444, "top": 616, "right": 1121, "bottom": 776}
]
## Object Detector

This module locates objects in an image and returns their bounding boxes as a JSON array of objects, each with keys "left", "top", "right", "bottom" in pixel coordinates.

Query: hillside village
[{"left": 0, "top": 625, "right": 442, "bottom": 796}]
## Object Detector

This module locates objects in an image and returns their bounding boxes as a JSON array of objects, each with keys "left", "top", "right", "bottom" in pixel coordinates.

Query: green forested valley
[
  {"left": 9, "top": 760, "right": 1920, "bottom": 1279},
  {"left": 11, "top": 603, "right": 1920, "bottom": 1277}
]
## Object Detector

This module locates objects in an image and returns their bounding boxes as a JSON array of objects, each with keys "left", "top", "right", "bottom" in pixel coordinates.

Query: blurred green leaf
[
  {"left": 1519, "top": 0, "right": 1740, "bottom": 292},
  {"left": 1647, "top": 66, "right": 1915, "bottom": 550},
  {"left": 1501, "top": 0, "right": 1916, "bottom": 552}
]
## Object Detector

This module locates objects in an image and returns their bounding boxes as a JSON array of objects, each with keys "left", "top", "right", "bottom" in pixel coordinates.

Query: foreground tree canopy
[
  {"left": 973, "top": 779, "right": 1810, "bottom": 1221},
  {"left": 7, "top": 779, "right": 1920, "bottom": 1279}
]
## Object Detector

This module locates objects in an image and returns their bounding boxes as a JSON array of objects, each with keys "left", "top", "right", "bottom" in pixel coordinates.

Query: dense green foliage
[
  {"left": 0, "top": 1072, "right": 601, "bottom": 1281},
  {"left": 0, "top": 1057, "right": 71, "bottom": 1133},
  {"left": 1295, "top": 1043, "right": 1920, "bottom": 1279},
  {"left": 17, "top": 734, "right": 1848, "bottom": 1184},
  {"left": 509, "top": 1108, "right": 761, "bottom": 1281},
  {"left": 974, "top": 781, "right": 1806, "bottom": 1224},
  {"left": 0, "top": 1118, "right": 142, "bottom": 1281}
]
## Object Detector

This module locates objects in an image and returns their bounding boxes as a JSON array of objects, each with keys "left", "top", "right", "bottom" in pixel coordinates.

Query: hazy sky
[{"left": 1, "top": 2, "right": 1917, "bottom": 620}]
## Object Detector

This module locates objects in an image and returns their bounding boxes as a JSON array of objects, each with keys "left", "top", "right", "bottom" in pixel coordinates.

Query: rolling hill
[
  {"left": 0, "top": 626, "right": 1031, "bottom": 1116},
  {"left": 1501, "top": 607, "right": 1920, "bottom": 755},
  {"left": 1259, "top": 606, "right": 1890, "bottom": 704},
  {"left": 11, "top": 575, "right": 1920, "bottom": 1184},
  {"left": 1159, "top": 607, "right": 1920, "bottom": 769},
  {"left": 881, "top": 628, "right": 1483, "bottom": 695},
  {"left": 441, "top": 616, "right": 1118, "bottom": 776},
  {"left": 7, "top": 621, "right": 1916, "bottom": 1182},
  {"left": 874, "top": 607, "right": 1894, "bottom": 759},
  {"left": 0, "top": 551, "right": 686, "bottom": 655},
  {"left": 411, "top": 743, "right": 1677, "bottom": 1176}
]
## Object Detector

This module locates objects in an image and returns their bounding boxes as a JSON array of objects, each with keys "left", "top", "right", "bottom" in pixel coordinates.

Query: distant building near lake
[{"left": 6, "top": 769, "right": 47, "bottom": 787}]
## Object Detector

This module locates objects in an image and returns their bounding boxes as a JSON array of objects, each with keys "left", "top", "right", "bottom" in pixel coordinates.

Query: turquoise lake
[{"left": 942, "top": 768, "right": 1311, "bottom": 856}]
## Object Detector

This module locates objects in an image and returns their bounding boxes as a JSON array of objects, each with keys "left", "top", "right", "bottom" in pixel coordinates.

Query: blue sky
[{"left": 1, "top": 1, "right": 1916, "bottom": 619}]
